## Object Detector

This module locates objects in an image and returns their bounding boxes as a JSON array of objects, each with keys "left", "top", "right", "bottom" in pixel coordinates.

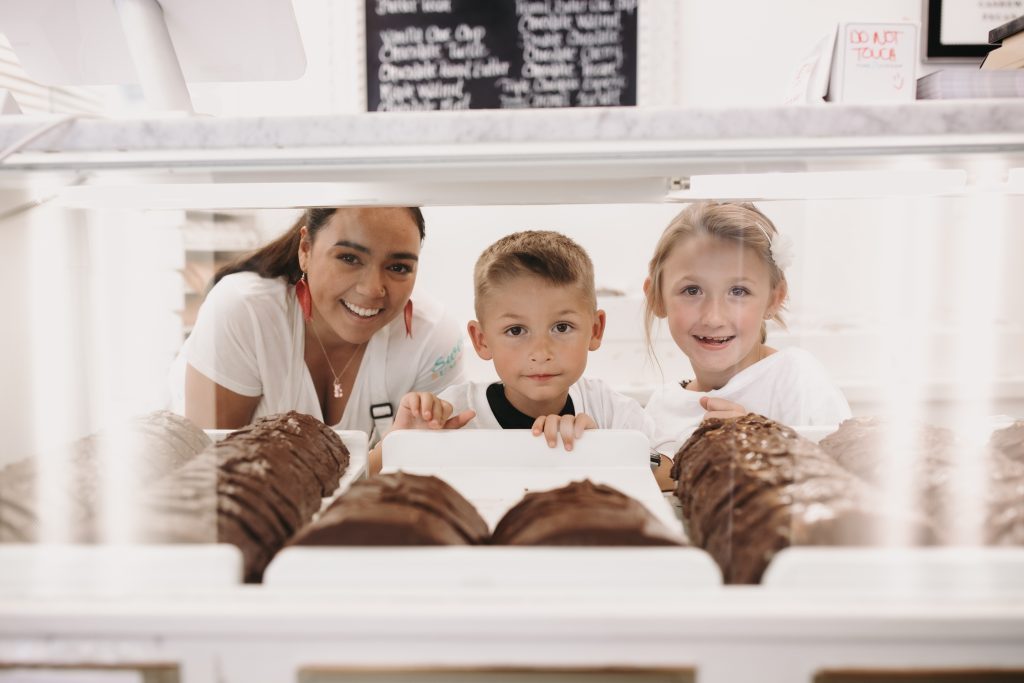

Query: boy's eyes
[
  {"left": 552, "top": 322, "right": 573, "bottom": 333},
  {"left": 504, "top": 326, "right": 527, "bottom": 337}
]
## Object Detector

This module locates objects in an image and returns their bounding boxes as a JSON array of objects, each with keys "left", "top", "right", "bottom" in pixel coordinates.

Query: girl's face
[
  {"left": 654, "top": 235, "right": 784, "bottom": 389},
  {"left": 299, "top": 208, "right": 421, "bottom": 345}
]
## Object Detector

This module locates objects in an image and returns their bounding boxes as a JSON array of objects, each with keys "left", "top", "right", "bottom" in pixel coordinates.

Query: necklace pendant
[{"left": 333, "top": 380, "right": 344, "bottom": 399}]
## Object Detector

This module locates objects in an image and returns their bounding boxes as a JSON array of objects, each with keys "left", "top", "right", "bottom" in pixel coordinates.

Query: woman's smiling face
[
  {"left": 299, "top": 207, "right": 421, "bottom": 344},
  {"left": 660, "top": 235, "right": 783, "bottom": 389}
]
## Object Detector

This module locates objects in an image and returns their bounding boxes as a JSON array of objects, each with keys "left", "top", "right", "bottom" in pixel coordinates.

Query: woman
[{"left": 174, "top": 206, "right": 465, "bottom": 443}]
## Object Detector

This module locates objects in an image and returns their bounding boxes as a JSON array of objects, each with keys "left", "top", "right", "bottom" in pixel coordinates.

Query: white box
[{"left": 827, "top": 22, "right": 918, "bottom": 102}]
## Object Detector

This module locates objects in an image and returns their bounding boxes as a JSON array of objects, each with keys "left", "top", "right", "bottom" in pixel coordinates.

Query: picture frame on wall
[{"left": 925, "top": 0, "right": 1024, "bottom": 60}]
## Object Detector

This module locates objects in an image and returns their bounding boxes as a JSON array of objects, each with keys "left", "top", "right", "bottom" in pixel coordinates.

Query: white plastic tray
[
  {"left": 264, "top": 546, "right": 721, "bottom": 590},
  {"left": 379, "top": 429, "right": 683, "bottom": 537},
  {"left": 264, "top": 430, "right": 700, "bottom": 588},
  {"left": 762, "top": 547, "right": 1024, "bottom": 598},
  {"left": 0, "top": 543, "right": 243, "bottom": 595}
]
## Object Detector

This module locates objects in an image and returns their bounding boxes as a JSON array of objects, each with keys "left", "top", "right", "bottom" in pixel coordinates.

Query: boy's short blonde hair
[{"left": 474, "top": 230, "right": 596, "bottom": 319}]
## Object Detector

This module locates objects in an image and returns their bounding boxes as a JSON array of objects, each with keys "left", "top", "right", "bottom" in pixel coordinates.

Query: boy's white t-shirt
[
  {"left": 170, "top": 272, "right": 466, "bottom": 442},
  {"left": 438, "top": 377, "right": 655, "bottom": 436},
  {"left": 645, "top": 347, "right": 851, "bottom": 458}
]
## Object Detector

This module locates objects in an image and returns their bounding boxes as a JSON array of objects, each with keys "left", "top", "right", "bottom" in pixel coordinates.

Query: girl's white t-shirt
[
  {"left": 170, "top": 272, "right": 466, "bottom": 442},
  {"left": 438, "top": 377, "right": 655, "bottom": 437},
  {"left": 645, "top": 347, "right": 851, "bottom": 458}
]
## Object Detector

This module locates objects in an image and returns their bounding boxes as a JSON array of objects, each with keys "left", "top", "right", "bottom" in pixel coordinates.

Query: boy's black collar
[{"left": 485, "top": 382, "right": 575, "bottom": 429}]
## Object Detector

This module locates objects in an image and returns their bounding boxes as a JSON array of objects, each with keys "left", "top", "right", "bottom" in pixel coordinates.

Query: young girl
[{"left": 642, "top": 201, "right": 850, "bottom": 484}]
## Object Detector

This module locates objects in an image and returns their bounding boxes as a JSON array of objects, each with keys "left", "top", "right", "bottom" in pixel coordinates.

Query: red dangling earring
[
  {"left": 296, "top": 272, "right": 313, "bottom": 321},
  {"left": 404, "top": 298, "right": 414, "bottom": 338}
]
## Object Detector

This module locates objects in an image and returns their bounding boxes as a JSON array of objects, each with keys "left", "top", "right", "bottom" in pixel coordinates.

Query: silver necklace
[{"left": 309, "top": 322, "right": 363, "bottom": 399}]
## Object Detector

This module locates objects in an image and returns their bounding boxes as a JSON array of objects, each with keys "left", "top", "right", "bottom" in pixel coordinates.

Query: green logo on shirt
[{"left": 431, "top": 339, "right": 462, "bottom": 380}]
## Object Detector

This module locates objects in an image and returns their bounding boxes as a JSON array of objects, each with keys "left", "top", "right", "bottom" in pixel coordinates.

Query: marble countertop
[
  {"left": 1, "top": 102, "right": 1022, "bottom": 204},
  {"left": 1, "top": 100, "right": 1022, "bottom": 157}
]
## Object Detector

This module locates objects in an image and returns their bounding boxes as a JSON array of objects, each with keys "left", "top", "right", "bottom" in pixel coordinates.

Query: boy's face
[{"left": 468, "top": 274, "right": 606, "bottom": 418}]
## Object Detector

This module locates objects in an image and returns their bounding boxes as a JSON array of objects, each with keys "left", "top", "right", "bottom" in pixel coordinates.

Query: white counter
[{"left": 1, "top": 101, "right": 1023, "bottom": 180}]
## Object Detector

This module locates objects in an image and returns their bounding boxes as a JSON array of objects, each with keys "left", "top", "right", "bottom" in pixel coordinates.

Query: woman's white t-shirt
[
  {"left": 439, "top": 378, "right": 655, "bottom": 436},
  {"left": 645, "top": 347, "right": 851, "bottom": 458},
  {"left": 170, "top": 272, "right": 466, "bottom": 442}
]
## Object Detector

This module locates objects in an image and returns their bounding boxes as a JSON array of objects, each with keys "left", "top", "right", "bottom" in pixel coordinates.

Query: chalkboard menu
[{"left": 365, "top": 0, "right": 638, "bottom": 111}]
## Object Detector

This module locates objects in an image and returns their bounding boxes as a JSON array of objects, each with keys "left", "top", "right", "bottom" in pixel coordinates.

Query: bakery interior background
[{"left": 0, "top": 0, "right": 1021, "bottom": 465}]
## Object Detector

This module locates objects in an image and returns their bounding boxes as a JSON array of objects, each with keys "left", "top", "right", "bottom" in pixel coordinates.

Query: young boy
[{"left": 368, "top": 231, "right": 651, "bottom": 474}]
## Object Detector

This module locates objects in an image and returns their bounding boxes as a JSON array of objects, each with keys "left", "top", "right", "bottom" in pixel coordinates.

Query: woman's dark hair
[{"left": 213, "top": 207, "right": 426, "bottom": 287}]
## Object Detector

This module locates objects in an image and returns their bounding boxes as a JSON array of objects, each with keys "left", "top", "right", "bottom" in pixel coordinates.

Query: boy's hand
[
  {"left": 531, "top": 413, "right": 598, "bottom": 451},
  {"left": 394, "top": 392, "right": 475, "bottom": 430},
  {"left": 700, "top": 396, "right": 747, "bottom": 421}
]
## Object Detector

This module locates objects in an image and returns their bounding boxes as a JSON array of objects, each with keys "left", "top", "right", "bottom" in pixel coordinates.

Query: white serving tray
[
  {"left": 0, "top": 543, "right": 243, "bottom": 595},
  {"left": 264, "top": 430, "right": 705, "bottom": 589},
  {"left": 380, "top": 429, "right": 682, "bottom": 537},
  {"left": 762, "top": 547, "right": 1024, "bottom": 598},
  {"left": 264, "top": 546, "right": 721, "bottom": 590}
]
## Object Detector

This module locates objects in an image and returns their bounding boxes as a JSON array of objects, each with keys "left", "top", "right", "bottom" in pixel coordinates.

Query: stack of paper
[{"left": 917, "top": 69, "right": 1024, "bottom": 99}]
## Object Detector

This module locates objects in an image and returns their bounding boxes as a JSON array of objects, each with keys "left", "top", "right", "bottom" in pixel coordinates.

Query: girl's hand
[
  {"left": 700, "top": 396, "right": 747, "bottom": 421},
  {"left": 531, "top": 413, "right": 598, "bottom": 451},
  {"left": 394, "top": 391, "right": 475, "bottom": 430}
]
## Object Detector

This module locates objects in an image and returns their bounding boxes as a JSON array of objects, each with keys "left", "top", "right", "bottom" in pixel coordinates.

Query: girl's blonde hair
[{"left": 644, "top": 201, "right": 788, "bottom": 356}]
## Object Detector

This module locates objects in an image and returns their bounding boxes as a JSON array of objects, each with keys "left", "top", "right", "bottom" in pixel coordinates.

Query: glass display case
[{"left": 1, "top": 102, "right": 1023, "bottom": 683}]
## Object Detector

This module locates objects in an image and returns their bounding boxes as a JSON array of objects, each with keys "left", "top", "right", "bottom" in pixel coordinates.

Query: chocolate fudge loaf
[
  {"left": 989, "top": 420, "right": 1024, "bottom": 465},
  {"left": 289, "top": 472, "right": 488, "bottom": 546},
  {"left": 819, "top": 417, "right": 959, "bottom": 524},
  {"left": 136, "top": 411, "right": 349, "bottom": 581},
  {"left": 0, "top": 411, "right": 211, "bottom": 543},
  {"left": 672, "top": 414, "right": 935, "bottom": 584},
  {"left": 490, "top": 480, "right": 683, "bottom": 546},
  {"left": 986, "top": 421, "right": 1024, "bottom": 545},
  {"left": 821, "top": 417, "right": 1024, "bottom": 546}
]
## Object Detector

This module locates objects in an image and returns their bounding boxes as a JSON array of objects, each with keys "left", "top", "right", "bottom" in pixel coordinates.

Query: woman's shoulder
[
  {"left": 213, "top": 271, "right": 288, "bottom": 296},
  {"left": 407, "top": 293, "right": 452, "bottom": 328},
  {"left": 385, "top": 293, "right": 463, "bottom": 350},
  {"left": 206, "top": 272, "right": 289, "bottom": 307},
  {"left": 375, "top": 293, "right": 466, "bottom": 388}
]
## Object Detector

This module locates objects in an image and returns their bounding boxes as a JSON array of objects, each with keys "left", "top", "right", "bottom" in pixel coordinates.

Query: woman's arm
[{"left": 185, "top": 363, "right": 261, "bottom": 430}]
